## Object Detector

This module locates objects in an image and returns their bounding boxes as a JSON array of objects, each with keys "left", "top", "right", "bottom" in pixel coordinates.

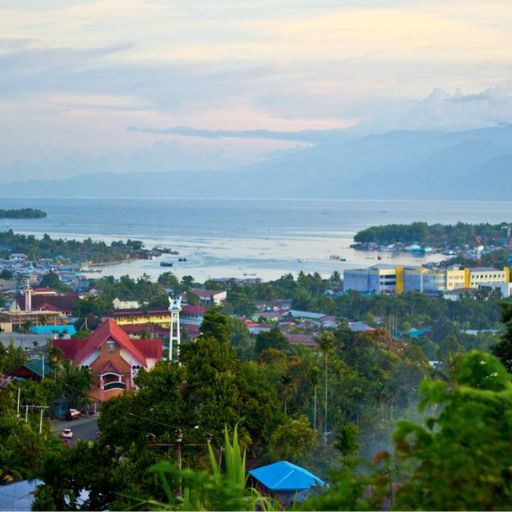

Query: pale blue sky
[{"left": 0, "top": 0, "right": 511, "bottom": 181}]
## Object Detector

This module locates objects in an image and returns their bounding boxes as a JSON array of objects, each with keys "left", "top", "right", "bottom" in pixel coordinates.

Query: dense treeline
[
  {"left": 220, "top": 271, "right": 503, "bottom": 330},
  {"left": 2, "top": 304, "right": 512, "bottom": 509},
  {"left": 353, "top": 221, "right": 512, "bottom": 246},
  {"left": 0, "top": 208, "right": 46, "bottom": 219},
  {"left": 0, "top": 230, "right": 146, "bottom": 263}
]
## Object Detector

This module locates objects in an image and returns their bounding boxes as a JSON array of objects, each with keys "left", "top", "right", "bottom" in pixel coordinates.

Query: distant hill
[{"left": 3, "top": 125, "right": 512, "bottom": 199}]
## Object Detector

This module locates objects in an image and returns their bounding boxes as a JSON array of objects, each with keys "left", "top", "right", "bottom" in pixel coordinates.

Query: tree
[
  {"left": 268, "top": 416, "right": 316, "bottom": 462},
  {"left": 200, "top": 307, "right": 230, "bottom": 344},
  {"left": 157, "top": 272, "right": 180, "bottom": 290},
  {"left": 492, "top": 302, "right": 512, "bottom": 371},
  {"left": 393, "top": 350, "right": 512, "bottom": 510},
  {"left": 255, "top": 328, "right": 289, "bottom": 355},
  {"left": 39, "top": 272, "right": 69, "bottom": 292}
]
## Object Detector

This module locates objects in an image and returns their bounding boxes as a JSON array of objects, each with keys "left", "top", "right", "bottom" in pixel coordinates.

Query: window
[{"left": 106, "top": 340, "right": 115, "bottom": 354}]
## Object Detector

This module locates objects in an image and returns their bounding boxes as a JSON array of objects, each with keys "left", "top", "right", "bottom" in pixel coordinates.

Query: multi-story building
[
  {"left": 344, "top": 265, "right": 510, "bottom": 295},
  {"left": 343, "top": 264, "right": 399, "bottom": 294}
]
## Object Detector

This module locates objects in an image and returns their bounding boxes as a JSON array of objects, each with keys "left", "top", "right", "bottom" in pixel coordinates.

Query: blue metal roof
[
  {"left": 30, "top": 325, "right": 77, "bottom": 336},
  {"left": 249, "top": 461, "right": 325, "bottom": 492}
]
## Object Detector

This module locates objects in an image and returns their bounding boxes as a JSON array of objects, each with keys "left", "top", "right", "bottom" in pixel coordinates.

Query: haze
[{"left": 1, "top": 0, "right": 512, "bottom": 183}]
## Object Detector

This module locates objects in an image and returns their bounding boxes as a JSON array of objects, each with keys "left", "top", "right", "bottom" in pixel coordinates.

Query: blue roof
[
  {"left": 30, "top": 325, "right": 77, "bottom": 336},
  {"left": 249, "top": 461, "right": 325, "bottom": 492}
]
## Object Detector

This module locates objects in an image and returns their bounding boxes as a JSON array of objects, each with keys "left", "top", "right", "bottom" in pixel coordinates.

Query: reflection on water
[{"left": 0, "top": 197, "right": 510, "bottom": 281}]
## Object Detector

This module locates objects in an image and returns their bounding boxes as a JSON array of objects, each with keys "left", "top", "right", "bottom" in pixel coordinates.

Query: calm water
[{"left": 0, "top": 197, "right": 511, "bottom": 281}]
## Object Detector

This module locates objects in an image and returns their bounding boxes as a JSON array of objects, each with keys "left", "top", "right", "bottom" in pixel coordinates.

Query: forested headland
[
  {"left": 0, "top": 230, "right": 148, "bottom": 263},
  {"left": 0, "top": 208, "right": 47, "bottom": 219},
  {"left": 353, "top": 221, "right": 512, "bottom": 247}
]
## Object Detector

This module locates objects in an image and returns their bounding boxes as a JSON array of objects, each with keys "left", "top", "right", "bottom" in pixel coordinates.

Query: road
[{"left": 50, "top": 415, "right": 99, "bottom": 446}]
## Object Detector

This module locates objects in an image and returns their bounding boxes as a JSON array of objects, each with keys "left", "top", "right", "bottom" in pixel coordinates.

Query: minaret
[
  {"left": 24, "top": 281, "right": 32, "bottom": 312},
  {"left": 168, "top": 296, "right": 182, "bottom": 362}
]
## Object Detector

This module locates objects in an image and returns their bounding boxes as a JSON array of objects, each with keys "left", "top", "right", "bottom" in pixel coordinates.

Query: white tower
[{"left": 168, "top": 296, "right": 182, "bottom": 362}]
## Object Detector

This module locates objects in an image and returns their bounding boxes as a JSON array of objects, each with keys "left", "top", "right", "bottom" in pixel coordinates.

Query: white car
[{"left": 60, "top": 428, "right": 73, "bottom": 439}]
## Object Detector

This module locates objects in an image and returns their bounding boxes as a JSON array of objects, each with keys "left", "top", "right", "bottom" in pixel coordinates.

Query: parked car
[
  {"left": 66, "top": 409, "right": 81, "bottom": 421},
  {"left": 60, "top": 428, "right": 73, "bottom": 439}
]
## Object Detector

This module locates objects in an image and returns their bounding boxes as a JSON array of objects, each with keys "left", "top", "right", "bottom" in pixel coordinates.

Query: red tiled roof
[
  {"left": 283, "top": 332, "right": 318, "bottom": 347},
  {"left": 133, "top": 338, "right": 163, "bottom": 359},
  {"left": 97, "top": 360, "right": 123, "bottom": 374},
  {"left": 75, "top": 319, "right": 147, "bottom": 365},
  {"left": 182, "top": 304, "right": 205, "bottom": 316},
  {"left": 53, "top": 338, "right": 85, "bottom": 360},
  {"left": 18, "top": 292, "right": 79, "bottom": 314}
]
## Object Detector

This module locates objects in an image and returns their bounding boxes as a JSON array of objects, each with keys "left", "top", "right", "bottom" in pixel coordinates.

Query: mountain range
[{"left": 2, "top": 125, "right": 512, "bottom": 200}]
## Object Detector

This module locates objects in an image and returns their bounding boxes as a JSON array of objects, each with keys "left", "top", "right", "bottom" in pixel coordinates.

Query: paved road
[{"left": 50, "top": 415, "right": 98, "bottom": 446}]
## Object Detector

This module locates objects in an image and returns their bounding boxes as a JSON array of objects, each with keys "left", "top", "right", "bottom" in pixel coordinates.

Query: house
[
  {"left": 282, "top": 332, "right": 317, "bottom": 348},
  {"left": 53, "top": 319, "right": 162, "bottom": 407},
  {"left": 249, "top": 461, "right": 325, "bottom": 507},
  {"left": 7, "top": 357, "right": 52, "bottom": 381},
  {"left": 191, "top": 288, "right": 227, "bottom": 306}
]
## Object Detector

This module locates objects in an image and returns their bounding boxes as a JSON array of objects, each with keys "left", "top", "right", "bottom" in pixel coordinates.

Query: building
[
  {"left": 0, "top": 300, "right": 61, "bottom": 330},
  {"left": 16, "top": 287, "right": 79, "bottom": 316},
  {"left": 190, "top": 288, "right": 227, "bottom": 306},
  {"left": 249, "top": 461, "right": 325, "bottom": 507},
  {"left": 344, "top": 265, "right": 511, "bottom": 295},
  {"left": 112, "top": 298, "right": 141, "bottom": 310},
  {"left": 110, "top": 304, "right": 205, "bottom": 328},
  {"left": 53, "top": 319, "right": 162, "bottom": 406},
  {"left": 343, "top": 264, "right": 399, "bottom": 294}
]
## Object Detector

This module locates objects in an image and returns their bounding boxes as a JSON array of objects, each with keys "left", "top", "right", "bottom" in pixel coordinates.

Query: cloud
[
  {"left": 361, "top": 83, "right": 512, "bottom": 133},
  {"left": 127, "top": 125, "right": 345, "bottom": 143}
]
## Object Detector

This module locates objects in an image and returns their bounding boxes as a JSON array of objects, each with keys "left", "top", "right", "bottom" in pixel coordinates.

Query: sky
[{"left": 1, "top": 0, "right": 512, "bottom": 182}]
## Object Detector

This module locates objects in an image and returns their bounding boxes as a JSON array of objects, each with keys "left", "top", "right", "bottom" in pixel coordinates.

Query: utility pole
[
  {"left": 39, "top": 408, "right": 44, "bottom": 434},
  {"left": 324, "top": 351, "right": 328, "bottom": 446},
  {"left": 16, "top": 387, "right": 20, "bottom": 418},
  {"left": 175, "top": 429, "right": 183, "bottom": 499}
]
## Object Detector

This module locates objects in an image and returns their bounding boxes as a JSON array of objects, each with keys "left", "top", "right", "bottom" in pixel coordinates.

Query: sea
[{"left": 0, "top": 197, "right": 511, "bottom": 283}]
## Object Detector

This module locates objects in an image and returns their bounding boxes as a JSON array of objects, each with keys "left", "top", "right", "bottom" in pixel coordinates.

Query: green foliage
[
  {"left": 129, "top": 426, "right": 275, "bottom": 511},
  {"left": 492, "top": 302, "right": 512, "bottom": 371},
  {"left": 39, "top": 271, "right": 70, "bottom": 292},
  {"left": 0, "top": 208, "right": 46, "bottom": 219},
  {"left": 0, "top": 230, "right": 146, "bottom": 263},
  {"left": 199, "top": 307, "right": 230, "bottom": 344},
  {"left": 354, "top": 221, "right": 511, "bottom": 247},
  {"left": 393, "top": 350, "right": 512, "bottom": 510},
  {"left": 268, "top": 416, "right": 316, "bottom": 462},
  {"left": 255, "top": 328, "right": 290, "bottom": 355}
]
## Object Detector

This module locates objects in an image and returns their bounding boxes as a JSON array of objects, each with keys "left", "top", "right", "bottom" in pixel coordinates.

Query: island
[
  {"left": 352, "top": 221, "right": 512, "bottom": 251},
  {"left": 0, "top": 208, "right": 47, "bottom": 219}
]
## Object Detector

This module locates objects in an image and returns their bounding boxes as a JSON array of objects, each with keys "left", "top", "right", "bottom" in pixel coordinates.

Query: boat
[
  {"left": 329, "top": 255, "right": 341, "bottom": 260},
  {"left": 178, "top": 257, "right": 187, "bottom": 262},
  {"left": 160, "top": 261, "right": 174, "bottom": 267},
  {"left": 169, "top": 250, "right": 180, "bottom": 255}
]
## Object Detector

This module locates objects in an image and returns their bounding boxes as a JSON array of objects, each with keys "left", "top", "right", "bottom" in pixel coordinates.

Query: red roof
[
  {"left": 96, "top": 360, "right": 123, "bottom": 374},
  {"left": 53, "top": 338, "right": 85, "bottom": 360},
  {"left": 75, "top": 319, "right": 147, "bottom": 365},
  {"left": 133, "top": 338, "right": 163, "bottom": 359},
  {"left": 33, "top": 287, "right": 56, "bottom": 294},
  {"left": 182, "top": 304, "right": 205, "bottom": 316}
]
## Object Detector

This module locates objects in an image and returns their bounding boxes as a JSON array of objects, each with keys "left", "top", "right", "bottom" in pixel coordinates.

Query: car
[
  {"left": 66, "top": 409, "right": 81, "bottom": 421},
  {"left": 60, "top": 428, "right": 73, "bottom": 439}
]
